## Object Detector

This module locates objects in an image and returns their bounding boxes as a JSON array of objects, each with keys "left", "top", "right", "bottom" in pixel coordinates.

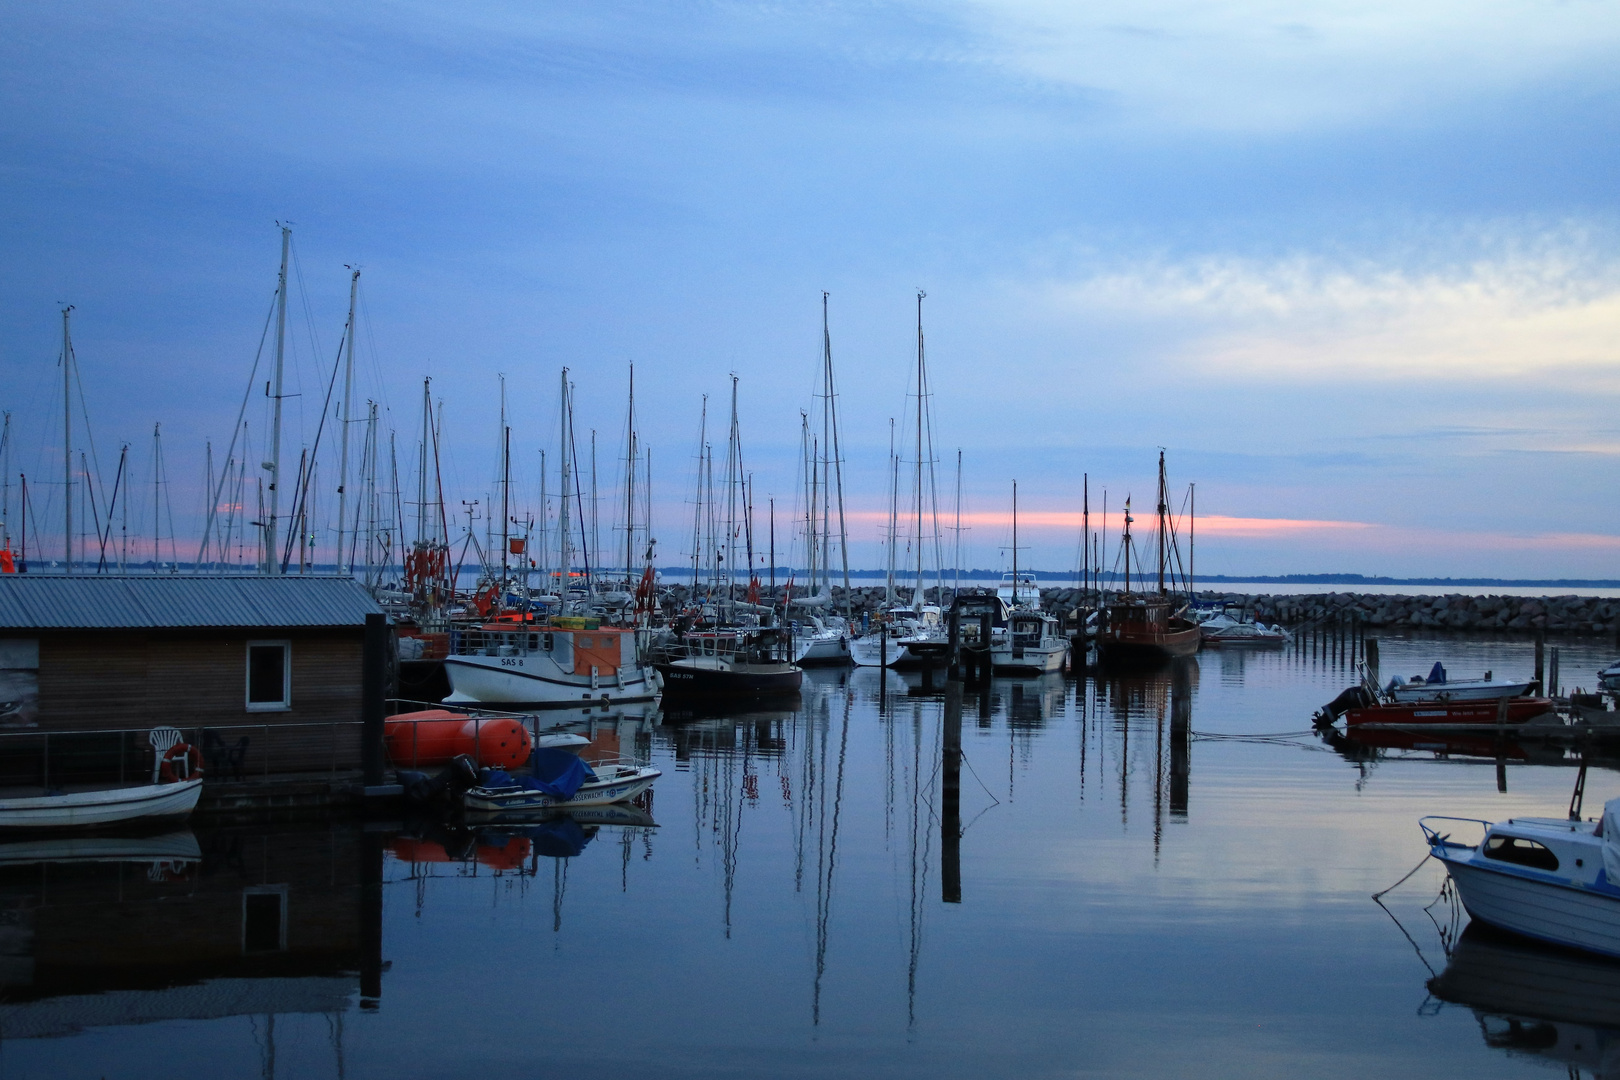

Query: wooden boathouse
[{"left": 0, "top": 575, "right": 389, "bottom": 800}]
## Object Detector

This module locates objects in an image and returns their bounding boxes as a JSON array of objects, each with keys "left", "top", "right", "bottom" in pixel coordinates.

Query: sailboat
[
  {"left": 442, "top": 370, "right": 663, "bottom": 706},
  {"left": 656, "top": 377, "right": 803, "bottom": 697},
  {"left": 789, "top": 300, "right": 856, "bottom": 665},
  {"left": 850, "top": 292, "right": 949, "bottom": 669},
  {"left": 1096, "top": 452, "right": 1201, "bottom": 664}
]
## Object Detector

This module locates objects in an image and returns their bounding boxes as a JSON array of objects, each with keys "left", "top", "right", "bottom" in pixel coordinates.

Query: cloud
[
  {"left": 944, "top": 0, "right": 1620, "bottom": 132},
  {"left": 1039, "top": 236, "right": 1620, "bottom": 383}
]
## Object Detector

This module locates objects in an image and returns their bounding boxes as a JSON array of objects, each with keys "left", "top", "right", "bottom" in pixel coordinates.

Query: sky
[{"left": 1, "top": 0, "right": 1618, "bottom": 578}]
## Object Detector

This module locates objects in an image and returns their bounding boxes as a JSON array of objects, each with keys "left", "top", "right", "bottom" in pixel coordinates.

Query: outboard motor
[
  {"left": 399, "top": 753, "right": 480, "bottom": 806},
  {"left": 1314, "top": 685, "right": 1374, "bottom": 728}
]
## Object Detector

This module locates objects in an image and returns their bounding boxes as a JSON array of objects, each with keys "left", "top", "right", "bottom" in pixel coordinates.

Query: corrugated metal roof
[{"left": 0, "top": 575, "right": 384, "bottom": 630}]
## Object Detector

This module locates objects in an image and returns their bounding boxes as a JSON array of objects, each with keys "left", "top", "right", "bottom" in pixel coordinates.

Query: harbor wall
[{"left": 682, "top": 584, "right": 1620, "bottom": 636}]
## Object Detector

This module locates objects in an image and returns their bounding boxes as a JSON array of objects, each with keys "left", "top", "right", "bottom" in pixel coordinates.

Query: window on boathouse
[
  {"left": 1484, "top": 834, "right": 1560, "bottom": 872},
  {"left": 246, "top": 641, "right": 291, "bottom": 712}
]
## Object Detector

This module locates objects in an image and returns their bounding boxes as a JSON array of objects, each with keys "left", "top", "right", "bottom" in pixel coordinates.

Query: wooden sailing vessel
[{"left": 1097, "top": 452, "right": 1200, "bottom": 664}]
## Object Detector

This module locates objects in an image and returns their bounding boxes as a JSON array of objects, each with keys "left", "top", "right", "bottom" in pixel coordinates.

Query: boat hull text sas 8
[{"left": 444, "top": 622, "right": 661, "bottom": 707}]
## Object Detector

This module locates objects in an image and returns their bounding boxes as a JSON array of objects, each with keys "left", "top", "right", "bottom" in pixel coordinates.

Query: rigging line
[
  {"left": 196, "top": 293, "right": 277, "bottom": 565},
  {"left": 67, "top": 342, "right": 109, "bottom": 528},
  {"left": 279, "top": 321, "right": 349, "bottom": 572},
  {"left": 1372, "top": 850, "right": 1435, "bottom": 902},
  {"left": 1373, "top": 894, "right": 1441, "bottom": 979}
]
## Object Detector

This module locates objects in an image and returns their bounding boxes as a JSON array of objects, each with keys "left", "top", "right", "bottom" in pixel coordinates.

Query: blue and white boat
[
  {"left": 1423, "top": 800, "right": 1620, "bottom": 958},
  {"left": 463, "top": 747, "right": 660, "bottom": 817}
]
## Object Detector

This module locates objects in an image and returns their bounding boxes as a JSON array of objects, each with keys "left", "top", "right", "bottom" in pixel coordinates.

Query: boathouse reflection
[{"left": 0, "top": 821, "right": 381, "bottom": 1043}]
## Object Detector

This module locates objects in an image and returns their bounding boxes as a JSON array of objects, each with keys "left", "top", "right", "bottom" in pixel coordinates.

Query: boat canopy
[
  {"left": 482, "top": 748, "right": 598, "bottom": 800},
  {"left": 1602, "top": 799, "right": 1620, "bottom": 883}
]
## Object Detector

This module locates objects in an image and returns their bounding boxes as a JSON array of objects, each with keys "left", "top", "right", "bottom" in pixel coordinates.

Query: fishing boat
[
  {"left": 1096, "top": 455, "right": 1201, "bottom": 665},
  {"left": 1386, "top": 662, "right": 1533, "bottom": 702},
  {"left": 463, "top": 747, "right": 660, "bottom": 815},
  {"left": 1421, "top": 797, "right": 1620, "bottom": 958},
  {"left": 655, "top": 627, "right": 804, "bottom": 696},
  {"left": 443, "top": 622, "right": 662, "bottom": 707},
  {"left": 0, "top": 777, "right": 203, "bottom": 830}
]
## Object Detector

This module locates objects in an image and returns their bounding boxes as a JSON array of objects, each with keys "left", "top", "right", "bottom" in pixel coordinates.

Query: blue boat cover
[
  {"left": 1428, "top": 662, "right": 1447, "bottom": 685},
  {"left": 479, "top": 749, "right": 597, "bottom": 800}
]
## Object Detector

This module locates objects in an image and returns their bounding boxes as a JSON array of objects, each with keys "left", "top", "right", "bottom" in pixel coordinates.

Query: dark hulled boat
[
  {"left": 1097, "top": 594, "right": 1202, "bottom": 664},
  {"left": 654, "top": 626, "right": 804, "bottom": 698}
]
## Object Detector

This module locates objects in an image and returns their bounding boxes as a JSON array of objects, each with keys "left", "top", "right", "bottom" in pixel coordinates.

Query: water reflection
[
  {"left": 0, "top": 822, "right": 376, "bottom": 1058},
  {"left": 18, "top": 636, "right": 1620, "bottom": 1078},
  {"left": 1430, "top": 923, "right": 1620, "bottom": 1075}
]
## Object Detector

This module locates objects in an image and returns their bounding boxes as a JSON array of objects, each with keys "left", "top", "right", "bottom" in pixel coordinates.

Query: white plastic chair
[{"left": 149, "top": 727, "right": 183, "bottom": 783}]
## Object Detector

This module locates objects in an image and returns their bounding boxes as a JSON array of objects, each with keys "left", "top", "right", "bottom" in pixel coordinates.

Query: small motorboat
[
  {"left": 462, "top": 747, "right": 660, "bottom": 817},
  {"left": 0, "top": 777, "right": 203, "bottom": 830},
  {"left": 1598, "top": 660, "right": 1620, "bottom": 695},
  {"left": 1315, "top": 665, "right": 1553, "bottom": 730},
  {"left": 1197, "top": 610, "right": 1289, "bottom": 647},
  {"left": 1386, "top": 662, "right": 1533, "bottom": 702},
  {"left": 1422, "top": 798, "right": 1620, "bottom": 958}
]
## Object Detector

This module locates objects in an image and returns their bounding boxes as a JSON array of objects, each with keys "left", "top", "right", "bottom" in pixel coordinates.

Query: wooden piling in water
[{"left": 942, "top": 679, "right": 962, "bottom": 903}]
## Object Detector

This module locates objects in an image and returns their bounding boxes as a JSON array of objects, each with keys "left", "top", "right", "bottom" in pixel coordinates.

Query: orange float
[{"left": 382, "top": 709, "right": 532, "bottom": 768}]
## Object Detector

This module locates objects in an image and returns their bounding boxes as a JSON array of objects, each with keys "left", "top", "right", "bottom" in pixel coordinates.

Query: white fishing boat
[
  {"left": 444, "top": 623, "right": 662, "bottom": 706},
  {"left": 1388, "top": 663, "right": 1532, "bottom": 702},
  {"left": 1423, "top": 800, "right": 1620, "bottom": 958},
  {"left": 0, "top": 777, "right": 203, "bottom": 830},
  {"left": 997, "top": 572, "right": 1040, "bottom": 611}
]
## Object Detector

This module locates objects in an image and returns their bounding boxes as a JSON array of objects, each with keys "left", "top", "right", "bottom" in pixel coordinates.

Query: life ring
[{"left": 159, "top": 742, "right": 203, "bottom": 783}]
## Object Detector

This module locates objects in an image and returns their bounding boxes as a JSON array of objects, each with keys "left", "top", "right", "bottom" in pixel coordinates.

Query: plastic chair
[{"left": 148, "top": 727, "right": 183, "bottom": 783}]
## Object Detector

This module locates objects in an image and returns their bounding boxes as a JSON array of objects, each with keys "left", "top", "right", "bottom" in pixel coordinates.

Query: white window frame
[
  {"left": 245, "top": 639, "right": 292, "bottom": 712},
  {"left": 242, "top": 884, "right": 290, "bottom": 953}
]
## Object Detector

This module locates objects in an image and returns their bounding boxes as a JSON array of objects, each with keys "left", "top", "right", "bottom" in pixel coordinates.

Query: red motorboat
[{"left": 1316, "top": 681, "right": 1554, "bottom": 730}]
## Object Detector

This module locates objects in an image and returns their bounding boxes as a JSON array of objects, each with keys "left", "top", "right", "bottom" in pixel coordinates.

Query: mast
[
  {"left": 1123, "top": 497, "right": 1132, "bottom": 595},
  {"left": 885, "top": 418, "right": 897, "bottom": 605},
  {"left": 1, "top": 411, "right": 11, "bottom": 552},
  {"left": 337, "top": 268, "right": 359, "bottom": 575},
  {"left": 624, "top": 364, "right": 636, "bottom": 582},
  {"left": 822, "top": 292, "right": 853, "bottom": 619},
  {"left": 266, "top": 225, "right": 290, "bottom": 574},
  {"left": 590, "top": 429, "right": 598, "bottom": 584},
  {"left": 1189, "top": 482, "right": 1195, "bottom": 599},
  {"left": 1082, "top": 474, "right": 1090, "bottom": 595},
  {"left": 61, "top": 306, "right": 73, "bottom": 574},
  {"left": 1156, "top": 450, "right": 1167, "bottom": 596},
  {"left": 502, "top": 424, "right": 511, "bottom": 580},
  {"left": 690, "top": 396, "right": 706, "bottom": 590},
  {"left": 558, "top": 369, "right": 572, "bottom": 597},
  {"left": 913, "top": 291, "right": 925, "bottom": 603},
  {"left": 1012, "top": 480, "right": 1018, "bottom": 606},
  {"left": 953, "top": 450, "right": 962, "bottom": 595}
]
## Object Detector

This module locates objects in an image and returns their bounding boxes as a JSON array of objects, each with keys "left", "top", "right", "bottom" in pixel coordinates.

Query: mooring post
[
  {"left": 1364, "top": 638, "right": 1380, "bottom": 686},
  {"left": 362, "top": 612, "right": 387, "bottom": 787},
  {"left": 360, "top": 828, "right": 384, "bottom": 1008},
  {"left": 948, "top": 605, "right": 961, "bottom": 682},
  {"left": 979, "top": 612, "right": 993, "bottom": 683},
  {"left": 1534, "top": 630, "right": 1546, "bottom": 693},
  {"left": 942, "top": 678, "right": 962, "bottom": 903},
  {"left": 1170, "top": 658, "right": 1191, "bottom": 820},
  {"left": 1550, "top": 646, "right": 1561, "bottom": 699}
]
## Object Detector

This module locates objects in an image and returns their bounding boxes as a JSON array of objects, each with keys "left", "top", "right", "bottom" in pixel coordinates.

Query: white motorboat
[
  {"left": 997, "top": 572, "right": 1041, "bottom": 611},
  {"left": 444, "top": 623, "right": 662, "bottom": 706},
  {"left": 1198, "top": 611, "right": 1289, "bottom": 646},
  {"left": 1388, "top": 662, "right": 1532, "bottom": 702},
  {"left": 1598, "top": 660, "right": 1620, "bottom": 695},
  {"left": 1423, "top": 801, "right": 1620, "bottom": 958},
  {"left": 851, "top": 605, "right": 946, "bottom": 668},
  {"left": 0, "top": 776, "right": 203, "bottom": 830},
  {"left": 991, "top": 609, "right": 1068, "bottom": 674},
  {"left": 464, "top": 746, "right": 661, "bottom": 816}
]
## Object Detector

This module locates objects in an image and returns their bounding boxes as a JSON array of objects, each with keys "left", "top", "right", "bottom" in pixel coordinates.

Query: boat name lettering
[{"left": 500, "top": 658, "right": 523, "bottom": 668}]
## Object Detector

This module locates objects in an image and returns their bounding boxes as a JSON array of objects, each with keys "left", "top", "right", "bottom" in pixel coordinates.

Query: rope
[{"left": 1373, "top": 851, "right": 1433, "bottom": 901}]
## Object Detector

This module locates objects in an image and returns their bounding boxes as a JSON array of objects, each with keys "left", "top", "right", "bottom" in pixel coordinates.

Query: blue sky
[{"left": 2, "top": 1, "right": 1618, "bottom": 577}]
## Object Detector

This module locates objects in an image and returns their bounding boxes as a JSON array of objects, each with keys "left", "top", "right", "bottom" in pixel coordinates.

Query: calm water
[{"left": 6, "top": 632, "right": 1620, "bottom": 1079}]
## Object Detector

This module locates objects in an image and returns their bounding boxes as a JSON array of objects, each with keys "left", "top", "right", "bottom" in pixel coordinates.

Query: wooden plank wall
[{"left": 10, "top": 631, "right": 365, "bottom": 778}]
